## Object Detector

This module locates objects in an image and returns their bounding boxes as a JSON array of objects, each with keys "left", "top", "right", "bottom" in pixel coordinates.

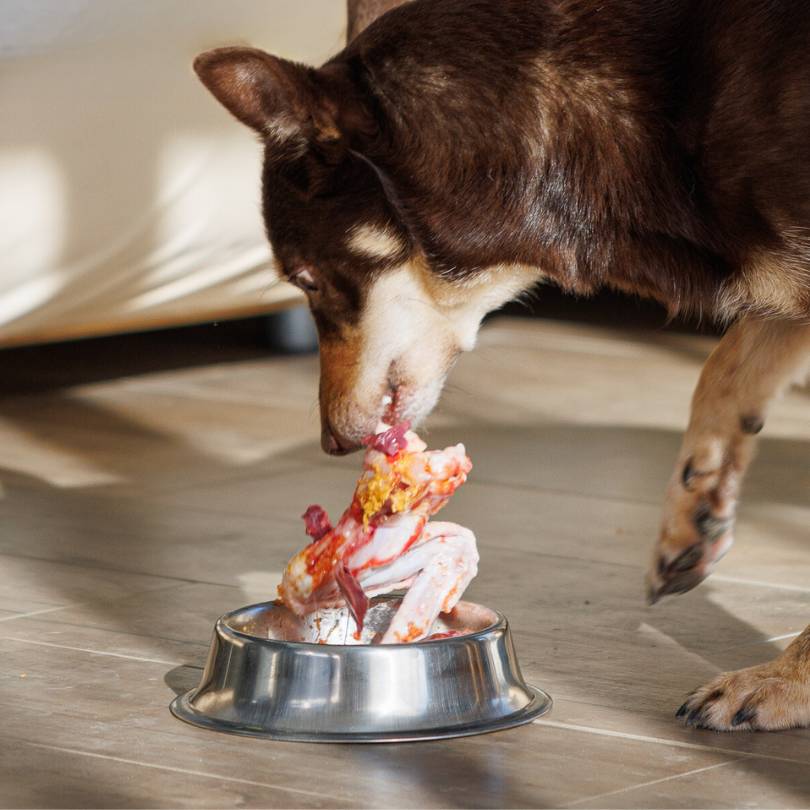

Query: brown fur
[
  {"left": 194, "top": 0, "right": 810, "bottom": 730},
  {"left": 195, "top": 0, "right": 810, "bottom": 339}
]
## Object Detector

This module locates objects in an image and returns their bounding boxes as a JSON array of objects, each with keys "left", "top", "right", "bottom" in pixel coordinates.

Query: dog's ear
[{"left": 193, "top": 47, "right": 345, "bottom": 144}]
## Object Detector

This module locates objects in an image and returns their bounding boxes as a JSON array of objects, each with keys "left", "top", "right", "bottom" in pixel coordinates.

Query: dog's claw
[
  {"left": 646, "top": 581, "right": 661, "bottom": 606},
  {"left": 681, "top": 457, "right": 695, "bottom": 489},
  {"left": 647, "top": 500, "right": 736, "bottom": 605},
  {"left": 686, "top": 706, "right": 706, "bottom": 727},
  {"left": 648, "top": 565, "right": 708, "bottom": 604},
  {"left": 731, "top": 705, "right": 756, "bottom": 727},
  {"left": 693, "top": 503, "right": 733, "bottom": 544},
  {"left": 669, "top": 543, "right": 704, "bottom": 573}
]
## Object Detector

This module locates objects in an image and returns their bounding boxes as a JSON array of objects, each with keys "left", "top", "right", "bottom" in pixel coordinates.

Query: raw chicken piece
[{"left": 277, "top": 423, "right": 478, "bottom": 643}]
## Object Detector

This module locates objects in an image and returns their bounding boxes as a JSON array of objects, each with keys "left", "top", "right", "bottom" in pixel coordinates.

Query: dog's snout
[
  {"left": 321, "top": 426, "right": 347, "bottom": 455},
  {"left": 321, "top": 424, "right": 357, "bottom": 456}
]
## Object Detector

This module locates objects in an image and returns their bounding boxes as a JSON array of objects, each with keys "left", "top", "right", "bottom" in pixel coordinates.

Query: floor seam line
[
  {"left": 16, "top": 740, "right": 338, "bottom": 801},
  {"left": 715, "top": 631, "right": 803, "bottom": 651},
  {"left": 7, "top": 615, "right": 212, "bottom": 649},
  {"left": 533, "top": 719, "right": 810, "bottom": 766},
  {"left": 564, "top": 759, "right": 740, "bottom": 807},
  {"left": 0, "top": 604, "right": 82, "bottom": 623},
  {"left": 1, "top": 636, "right": 190, "bottom": 666},
  {"left": 0, "top": 550, "right": 224, "bottom": 588},
  {"left": 711, "top": 574, "right": 810, "bottom": 594}
]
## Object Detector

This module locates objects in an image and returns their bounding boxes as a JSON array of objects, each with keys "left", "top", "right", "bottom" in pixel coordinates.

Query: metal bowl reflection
[{"left": 170, "top": 597, "right": 551, "bottom": 743}]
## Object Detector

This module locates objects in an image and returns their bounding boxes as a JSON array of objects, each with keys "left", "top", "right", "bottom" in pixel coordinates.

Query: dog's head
[{"left": 194, "top": 41, "right": 537, "bottom": 453}]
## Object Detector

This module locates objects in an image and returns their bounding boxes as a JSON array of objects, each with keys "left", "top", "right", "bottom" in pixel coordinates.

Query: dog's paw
[
  {"left": 646, "top": 433, "right": 748, "bottom": 603},
  {"left": 677, "top": 664, "right": 810, "bottom": 731}
]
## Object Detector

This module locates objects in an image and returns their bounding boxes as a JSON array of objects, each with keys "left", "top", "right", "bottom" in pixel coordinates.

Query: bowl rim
[{"left": 217, "top": 597, "right": 506, "bottom": 650}]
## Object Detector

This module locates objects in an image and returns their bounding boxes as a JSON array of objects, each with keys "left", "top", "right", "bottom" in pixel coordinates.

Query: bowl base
[{"left": 170, "top": 687, "right": 552, "bottom": 744}]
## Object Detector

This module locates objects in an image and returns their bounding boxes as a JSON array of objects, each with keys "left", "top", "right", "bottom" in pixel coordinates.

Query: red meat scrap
[
  {"left": 301, "top": 504, "right": 332, "bottom": 541},
  {"left": 362, "top": 421, "right": 411, "bottom": 456}
]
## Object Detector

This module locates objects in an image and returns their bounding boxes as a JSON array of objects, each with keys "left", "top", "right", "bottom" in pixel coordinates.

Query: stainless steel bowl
[{"left": 170, "top": 597, "right": 551, "bottom": 743}]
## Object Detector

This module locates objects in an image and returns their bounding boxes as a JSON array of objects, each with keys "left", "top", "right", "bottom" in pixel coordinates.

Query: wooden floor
[{"left": 1, "top": 316, "right": 809, "bottom": 809}]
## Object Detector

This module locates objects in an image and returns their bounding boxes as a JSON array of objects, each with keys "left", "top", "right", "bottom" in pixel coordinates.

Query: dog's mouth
[
  {"left": 381, "top": 389, "right": 399, "bottom": 425},
  {"left": 381, "top": 381, "right": 424, "bottom": 431},
  {"left": 321, "top": 349, "right": 456, "bottom": 457},
  {"left": 323, "top": 388, "right": 409, "bottom": 456},
  {"left": 382, "top": 361, "right": 404, "bottom": 424}
]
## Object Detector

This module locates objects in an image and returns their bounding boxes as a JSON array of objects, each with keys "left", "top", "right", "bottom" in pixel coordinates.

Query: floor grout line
[
  {"left": 0, "top": 555, "right": 210, "bottom": 600},
  {"left": 1, "top": 636, "right": 190, "bottom": 666},
  {"left": 533, "top": 719, "right": 810, "bottom": 766},
  {"left": 8, "top": 615, "right": 212, "bottom": 651},
  {"left": 767, "top": 631, "right": 803, "bottom": 642},
  {"left": 717, "top": 630, "right": 803, "bottom": 652},
  {"left": 711, "top": 574, "right": 810, "bottom": 594},
  {"left": 0, "top": 604, "right": 81, "bottom": 623},
  {"left": 0, "top": 549, "right": 264, "bottom": 590},
  {"left": 18, "top": 740, "right": 337, "bottom": 801},
  {"left": 564, "top": 759, "right": 740, "bottom": 807}
]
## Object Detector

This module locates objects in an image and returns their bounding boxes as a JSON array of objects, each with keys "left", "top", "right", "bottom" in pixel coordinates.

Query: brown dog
[{"left": 194, "top": 0, "right": 810, "bottom": 731}]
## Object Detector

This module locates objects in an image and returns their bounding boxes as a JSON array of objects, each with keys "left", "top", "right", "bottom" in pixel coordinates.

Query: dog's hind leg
[{"left": 647, "top": 315, "right": 810, "bottom": 603}]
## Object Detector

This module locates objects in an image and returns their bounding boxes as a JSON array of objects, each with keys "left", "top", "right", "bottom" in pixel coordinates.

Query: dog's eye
[{"left": 290, "top": 267, "right": 319, "bottom": 293}]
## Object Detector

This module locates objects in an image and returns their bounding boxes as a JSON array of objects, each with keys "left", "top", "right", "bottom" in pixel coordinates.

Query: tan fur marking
[
  {"left": 318, "top": 327, "right": 368, "bottom": 438},
  {"left": 409, "top": 257, "right": 544, "bottom": 350},
  {"left": 717, "top": 236, "right": 810, "bottom": 320},
  {"left": 412, "top": 261, "right": 543, "bottom": 330},
  {"left": 347, "top": 224, "right": 406, "bottom": 260}
]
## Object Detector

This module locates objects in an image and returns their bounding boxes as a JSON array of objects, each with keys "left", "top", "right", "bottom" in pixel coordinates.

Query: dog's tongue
[
  {"left": 362, "top": 421, "right": 411, "bottom": 456},
  {"left": 335, "top": 563, "right": 370, "bottom": 633}
]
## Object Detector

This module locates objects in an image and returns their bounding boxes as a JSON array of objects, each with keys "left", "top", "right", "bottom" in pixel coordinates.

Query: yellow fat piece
[{"left": 356, "top": 457, "right": 419, "bottom": 526}]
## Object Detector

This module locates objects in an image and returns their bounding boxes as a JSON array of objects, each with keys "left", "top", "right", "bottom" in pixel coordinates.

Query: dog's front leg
[
  {"left": 647, "top": 316, "right": 810, "bottom": 602},
  {"left": 646, "top": 316, "right": 810, "bottom": 731}
]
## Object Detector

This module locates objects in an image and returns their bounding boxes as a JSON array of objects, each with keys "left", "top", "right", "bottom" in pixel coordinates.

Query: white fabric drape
[{"left": 0, "top": 1, "right": 345, "bottom": 346}]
